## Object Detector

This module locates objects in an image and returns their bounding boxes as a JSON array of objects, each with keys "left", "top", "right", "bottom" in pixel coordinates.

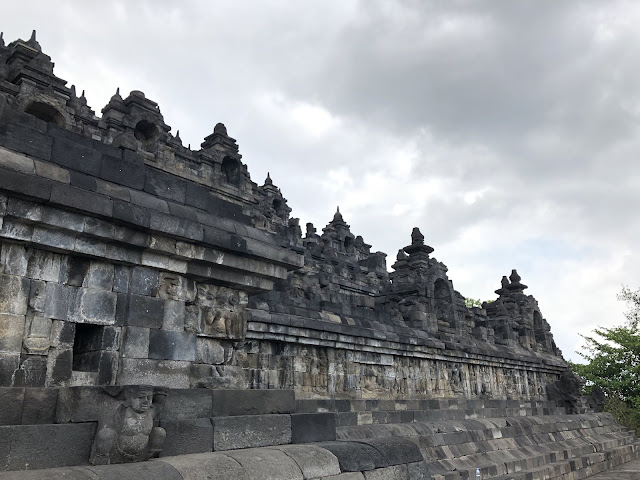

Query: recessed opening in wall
[
  {"left": 24, "top": 101, "right": 65, "bottom": 126},
  {"left": 273, "top": 198, "right": 282, "bottom": 211},
  {"left": 434, "top": 278, "right": 451, "bottom": 301},
  {"left": 133, "top": 120, "right": 159, "bottom": 146},
  {"left": 344, "top": 236, "right": 353, "bottom": 250},
  {"left": 221, "top": 156, "right": 241, "bottom": 185},
  {"left": 72, "top": 323, "right": 103, "bottom": 372}
]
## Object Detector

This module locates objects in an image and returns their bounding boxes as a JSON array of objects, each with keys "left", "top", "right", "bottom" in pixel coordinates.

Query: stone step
[
  {"left": 336, "top": 412, "right": 639, "bottom": 480},
  {"left": 335, "top": 406, "right": 570, "bottom": 426},
  {"left": 295, "top": 398, "right": 565, "bottom": 414},
  {"left": 0, "top": 423, "right": 96, "bottom": 471},
  {"left": 427, "top": 434, "right": 638, "bottom": 478},
  {"left": 337, "top": 413, "right": 627, "bottom": 442},
  {"left": 457, "top": 442, "right": 640, "bottom": 480}
]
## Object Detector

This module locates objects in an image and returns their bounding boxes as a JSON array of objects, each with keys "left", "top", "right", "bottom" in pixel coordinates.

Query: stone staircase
[{"left": 296, "top": 398, "right": 640, "bottom": 480}]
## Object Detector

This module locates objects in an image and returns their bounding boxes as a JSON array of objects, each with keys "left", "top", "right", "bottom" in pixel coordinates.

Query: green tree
[
  {"left": 464, "top": 298, "right": 493, "bottom": 308},
  {"left": 571, "top": 286, "right": 640, "bottom": 431}
]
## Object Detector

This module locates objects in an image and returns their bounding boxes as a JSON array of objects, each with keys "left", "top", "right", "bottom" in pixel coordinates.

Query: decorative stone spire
[
  {"left": 201, "top": 122, "right": 239, "bottom": 155},
  {"left": 214, "top": 122, "right": 227, "bottom": 135},
  {"left": 506, "top": 269, "right": 528, "bottom": 293},
  {"left": 404, "top": 227, "right": 434, "bottom": 257},
  {"left": 26, "top": 30, "right": 42, "bottom": 52},
  {"left": 494, "top": 276, "right": 510, "bottom": 296},
  {"left": 333, "top": 206, "right": 343, "bottom": 222},
  {"left": 0, "top": 32, "right": 4, "bottom": 48},
  {"left": 411, "top": 227, "right": 425, "bottom": 246},
  {"left": 264, "top": 172, "right": 273, "bottom": 186}
]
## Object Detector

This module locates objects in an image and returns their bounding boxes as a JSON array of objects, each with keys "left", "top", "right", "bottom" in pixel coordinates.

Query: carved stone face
[{"left": 126, "top": 388, "right": 153, "bottom": 414}]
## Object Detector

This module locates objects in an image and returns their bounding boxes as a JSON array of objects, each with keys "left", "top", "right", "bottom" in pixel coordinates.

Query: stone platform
[
  {"left": 0, "top": 31, "right": 637, "bottom": 479},
  {"left": 1, "top": 390, "right": 638, "bottom": 479}
]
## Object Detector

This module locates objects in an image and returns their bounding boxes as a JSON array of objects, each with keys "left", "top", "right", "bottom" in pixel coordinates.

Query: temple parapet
[{"left": 0, "top": 32, "right": 565, "bottom": 399}]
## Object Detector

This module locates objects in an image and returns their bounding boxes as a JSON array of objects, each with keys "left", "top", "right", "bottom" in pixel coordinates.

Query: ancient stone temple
[{"left": 0, "top": 32, "right": 637, "bottom": 479}]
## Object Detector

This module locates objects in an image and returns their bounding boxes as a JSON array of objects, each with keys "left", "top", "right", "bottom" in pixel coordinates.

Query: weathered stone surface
[
  {"left": 21, "top": 388, "right": 58, "bottom": 425},
  {"left": 195, "top": 337, "right": 225, "bottom": 364},
  {"left": 1, "top": 243, "right": 30, "bottom": 276},
  {"left": 44, "top": 283, "right": 71, "bottom": 320},
  {"left": 0, "top": 275, "right": 29, "bottom": 315},
  {"left": 100, "top": 154, "right": 145, "bottom": 190},
  {"left": 291, "top": 413, "right": 337, "bottom": 443},
  {"left": 148, "top": 330, "right": 196, "bottom": 362},
  {"left": 117, "top": 359, "right": 191, "bottom": 388},
  {"left": 125, "top": 295, "right": 164, "bottom": 329},
  {"left": 0, "top": 388, "right": 24, "bottom": 425},
  {"left": 315, "top": 442, "right": 385, "bottom": 472},
  {"left": 212, "top": 389, "right": 295, "bottom": 416},
  {"left": 158, "top": 388, "right": 213, "bottom": 421},
  {"left": 68, "top": 288, "right": 117, "bottom": 325},
  {"left": 268, "top": 445, "right": 341, "bottom": 479},
  {"left": 0, "top": 466, "right": 95, "bottom": 479},
  {"left": 1, "top": 124, "right": 52, "bottom": 161},
  {"left": 86, "top": 462, "right": 182, "bottom": 480},
  {"left": 0, "top": 423, "right": 95, "bottom": 470},
  {"left": 51, "top": 135, "right": 102, "bottom": 175},
  {"left": 162, "top": 300, "right": 185, "bottom": 331},
  {"left": 320, "top": 474, "right": 365, "bottom": 480},
  {"left": 362, "top": 464, "right": 408, "bottom": 480},
  {"left": 213, "top": 414, "right": 291, "bottom": 451},
  {"left": 82, "top": 262, "right": 114, "bottom": 290},
  {"left": 0, "top": 354, "right": 20, "bottom": 386},
  {"left": 224, "top": 448, "right": 303, "bottom": 480},
  {"left": 158, "top": 452, "right": 250, "bottom": 480},
  {"left": 55, "top": 387, "right": 120, "bottom": 423},
  {"left": 160, "top": 418, "right": 213, "bottom": 456},
  {"left": 352, "top": 437, "right": 423, "bottom": 466},
  {"left": 121, "top": 326, "right": 150, "bottom": 358},
  {"left": 0, "top": 314, "right": 25, "bottom": 354},
  {"left": 144, "top": 169, "right": 187, "bottom": 204}
]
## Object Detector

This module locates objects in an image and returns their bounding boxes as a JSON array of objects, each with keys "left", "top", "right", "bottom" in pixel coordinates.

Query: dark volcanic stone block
[
  {"left": 212, "top": 389, "right": 295, "bottom": 416},
  {"left": 51, "top": 135, "right": 101, "bottom": 174},
  {"left": 167, "top": 201, "right": 198, "bottom": 221},
  {"left": 3, "top": 423, "right": 95, "bottom": 470},
  {"left": 50, "top": 184, "right": 113, "bottom": 217},
  {"left": 129, "top": 267, "right": 159, "bottom": 296},
  {"left": 21, "top": 388, "right": 58, "bottom": 424},
  {"left": 158, "top": 388, "right": 213, "bottom": 421},
  {"left": 0, "top": 387, "right": 24, "bottom": 425},
  {"left": 69, "top": 170, "right": 98, "bottom": 191},
  {"left": 212, "top": 414, "right": 291, "bottom": 451},
  {"left": 125, "top": 294, "right": 164, "bottom": 329},
  {"left": 0, "top": 166, "right": 53, "bottom": 201},
  {"left": 15, "top": 356, "right": 48, "bottom": 387},
  {"left": 86, "top": 461, "right": 183, "bottom": 480},
  {"left": 353, "top": 437, "right": 424, "bottom": 465},
  {"left": 315, "top": 441, "right": 386, "bottom": 471},
  {"left": 1, "top": 123, "right": 53, "bottom": 160},
  {"left": 112, "top": 200, "right": 150, "bottom": 228},
  {"left": 0, "top": 354, "right": 20, "bottom": 386},
  {"left": 158, "top": 452, "right": 250, "bottom": 480},
  {"left": 100, "top": 153, "right": 145, "bottom": 189},
  {"left": 150, "top": 213, "right": 203, "bottom": 241},
  {"left": 291, "top": 412, "right": 337, "bottom": 443},
  {"left": 122, "top": 326, "right": 149, "bottom": 358},
  {"left": 160, "top": 418, "right": 213, "bottom": 456},
  {"left": 148, "top": 330, "right": 196, "bottom": 362},
  {"left": 144, "top": 168, "right": 186, "bottom": 203}
]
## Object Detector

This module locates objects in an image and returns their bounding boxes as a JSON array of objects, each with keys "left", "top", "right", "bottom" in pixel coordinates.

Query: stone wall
[{"left": 0, "top": 32, "right": 568, "bottom": 400}]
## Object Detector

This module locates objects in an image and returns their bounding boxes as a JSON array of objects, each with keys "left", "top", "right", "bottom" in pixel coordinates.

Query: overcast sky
[{"left": 4, "top": 1, "right": 640, "bottom": 362}]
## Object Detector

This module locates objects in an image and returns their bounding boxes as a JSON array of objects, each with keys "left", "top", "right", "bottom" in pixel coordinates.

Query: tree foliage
[
  {"left": 464, "top": 298, "right": 493, "bottom": 308},
  {"left": 571, "top": 286, "right": 640, "bottom": 431}
]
